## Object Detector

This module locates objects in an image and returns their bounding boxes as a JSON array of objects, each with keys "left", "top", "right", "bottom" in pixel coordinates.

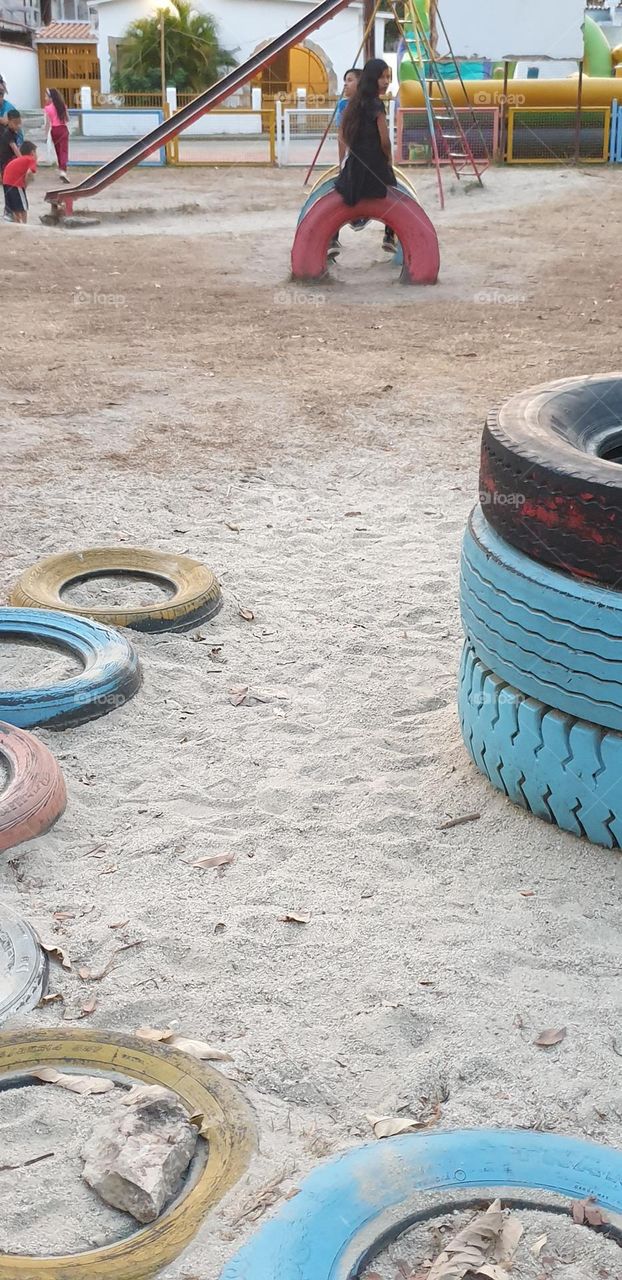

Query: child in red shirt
[{"left": 3, "top": 140, "right": 36, "bottom": 223}]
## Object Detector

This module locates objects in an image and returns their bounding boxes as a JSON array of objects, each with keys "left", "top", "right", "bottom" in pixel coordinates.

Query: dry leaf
[
  {"left": 33, "top": 1068, "right": 114, "bottom": 1095},
  {"left": 134, "top": 1028, "right": 232, "bottom": 1061},
  {"left": 497, "top": 1215, "right": 523, "bottom": 1262},
  {"left": 533, "top": 1027, "right": 566, "bottom": 1048},
  {"left": 38, "top": 992, "right": 64, "bottom": 1006},
  {"left": 98, "top": 864, "right": 118, "bottom": 876},
  {"left": 571, "top": 1196, "right": 607, "bottom": 1227},
  {"left": 78, "top": 994, "right": 98, "bottom": 1018},
  {"left": 229, "top": 685, "right": 249, "bottom": 706},
  {"left": 187, "top": 852, "right": 235, "bottom": 870},
  {"left": 225, "top": 522, "right": 239, "bottom": 532},
  {"left": 108, "top": 920, "right": 129, "bottom": 930},
  {"left": 519, "top": 890, "right": 535, "bottom": 897},
  {"left": 366, "top": 1110, "right": 440, "bottom": 1139},
  {"left": 238, "top": 608, "right": 255, "bottom": 622},
  {"left": 531, "top": 1234, "right": 547, "bottom": 1257},
  {"left": 38, "top": 939, "right": 72, "bottom": 971},
  {"left": 78, "top": 940, "right": 144, "bottom": 981},
  {"left": 278, "top": 911, "right": 311, "bottom": 925},
  {"left": 52, "top": 911, "right": 75, "bottom": 923},
  {"left": 426, "top": 1200, "right": 505, "bottom": 1279}
]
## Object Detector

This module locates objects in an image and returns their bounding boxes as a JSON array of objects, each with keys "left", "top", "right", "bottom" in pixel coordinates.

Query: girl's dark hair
[
  {"left": 340, "top": 58, "right": 389, "bottom": 148},
  {"left": 48, "top": 87, "right": 68, "bottom": 121}
]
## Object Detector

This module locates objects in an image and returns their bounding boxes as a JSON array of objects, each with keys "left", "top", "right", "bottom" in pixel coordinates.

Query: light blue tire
[
  {"left": 459, "top": 644, "right": 622, "bottom": 848},
  {"left": 220, "top": 1128, "right": 622, "bottom": 1279},
  {"left": 461, "top": 504, "right": 622, "bottom": 733},
  {"left": 0, "top": 608, "right": 141, "bottom": 729},
  {"left": 297, "top": 176, "right": 415, "bottom": 226}
]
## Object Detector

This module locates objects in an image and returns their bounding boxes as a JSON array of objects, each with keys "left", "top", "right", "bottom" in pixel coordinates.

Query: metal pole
[
  {"left": 499, "top": 59, "right": 509, "bottom": 162},
  {"left": 363, "top": 0, "right": 375, "bottom": 60},
  {"left": 574, "top": 58, "right": 584, "bottom": 165},
  {"left": 160, "top": 15, "right": 166, "bottom": 112}
]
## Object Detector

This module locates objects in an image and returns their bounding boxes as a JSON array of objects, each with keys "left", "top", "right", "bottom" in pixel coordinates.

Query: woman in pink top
[{"left": 44, "top": 87, "right": 70, "bottom": 183}]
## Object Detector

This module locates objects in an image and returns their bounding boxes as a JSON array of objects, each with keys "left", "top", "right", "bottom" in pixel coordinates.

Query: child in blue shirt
[{"left": 329, "top": 69, "right": 361, "bottom": 261}]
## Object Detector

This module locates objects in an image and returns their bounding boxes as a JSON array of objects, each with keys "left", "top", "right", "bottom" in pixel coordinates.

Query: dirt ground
[{"left": 2, "top": 163, "right": 622, "bottom": 1277}]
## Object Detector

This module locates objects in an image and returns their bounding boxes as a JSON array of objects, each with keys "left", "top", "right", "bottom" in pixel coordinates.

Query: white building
[{"left": 89, "top": 0, "right": 395, "bottom": 95}]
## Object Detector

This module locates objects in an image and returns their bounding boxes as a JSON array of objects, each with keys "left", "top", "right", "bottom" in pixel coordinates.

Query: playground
[{"left": 2, "top": 159, "right": 622, "bottom": 1276}]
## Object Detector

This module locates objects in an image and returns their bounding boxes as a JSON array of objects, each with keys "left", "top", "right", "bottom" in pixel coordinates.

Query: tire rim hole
[
  {"left": 60, "top": 571, "right": 176, "bottom": 610},
  {"left": 0, "top": 639, "right": 82, "bottom": 690}
]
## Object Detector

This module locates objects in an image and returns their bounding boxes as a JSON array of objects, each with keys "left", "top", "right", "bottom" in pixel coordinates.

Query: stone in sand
[{"left": 82, "top": 1085, "right": 198, "bottom": 1223}]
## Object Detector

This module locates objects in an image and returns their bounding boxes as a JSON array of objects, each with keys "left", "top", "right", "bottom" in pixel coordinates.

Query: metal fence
[
  {"left": 67, "top": 108, "right": 165, "bottom": 166},
  {"left": 506, "top": 107, "right": 610, "bottom": 163},
  {"left": 396, "top": 106, "right": 499, "bottom": 165}
]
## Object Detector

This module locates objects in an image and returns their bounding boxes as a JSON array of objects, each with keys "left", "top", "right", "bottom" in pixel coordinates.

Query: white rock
[{"left": 82, "top": 1087, "right": 198, "bottom": 1223}]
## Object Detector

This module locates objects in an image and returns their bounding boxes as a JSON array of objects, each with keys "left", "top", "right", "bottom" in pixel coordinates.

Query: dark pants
[{"left": 51, "top": 124, "right": 69, "bottom": 170}]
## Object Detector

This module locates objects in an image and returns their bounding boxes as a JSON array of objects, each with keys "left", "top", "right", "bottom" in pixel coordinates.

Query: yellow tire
[
  {"left": 306, "top": 165, "right": 418, "bottom": 201},
  {"left": 0, "top": 1028, "right": 256, "bottom": 1279},
  {"left": 9, "top": 548, "right": 222, "bottom": 633}
]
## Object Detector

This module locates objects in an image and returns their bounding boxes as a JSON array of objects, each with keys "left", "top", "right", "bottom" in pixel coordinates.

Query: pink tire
[
  {"left": 291, "top": 188, "right": 440, "bottom": 285},
  {"left": 0, "top": 721, "right": 67, "bottom": 853}
]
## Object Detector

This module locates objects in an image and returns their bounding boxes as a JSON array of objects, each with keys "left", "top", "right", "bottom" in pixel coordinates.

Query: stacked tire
[{"left": 460, "top": 373, "right": 622, "bottom": 849}]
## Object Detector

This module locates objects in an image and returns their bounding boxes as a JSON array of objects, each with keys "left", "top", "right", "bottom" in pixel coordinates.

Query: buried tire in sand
[
  {"left": 0, "top": 1028, "right": 256, "bottom": 1280},
  {"left": 0, "top": 720, "right": 66, "bottom": 852},
  {"left": 10, "top": 547, "right": 222, "bottom": 634},
  {"left": 0, "top": 608, "right": 141, "bottom": 729}
]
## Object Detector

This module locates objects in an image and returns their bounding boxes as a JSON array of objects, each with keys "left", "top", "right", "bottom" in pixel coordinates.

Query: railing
[
  {"left": 92, "top": 91, "right": 163, "bottom": 109},
  {"left": 396, "top": 106, "right": 498, "bottom": 165},
  {"left": 506, "top": 107, "right": 610, "bottom": 163}
]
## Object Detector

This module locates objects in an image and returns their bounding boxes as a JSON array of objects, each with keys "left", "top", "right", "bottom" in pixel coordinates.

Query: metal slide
[{"left": 46, "top": 0, "right": 353, "bottom": 208}]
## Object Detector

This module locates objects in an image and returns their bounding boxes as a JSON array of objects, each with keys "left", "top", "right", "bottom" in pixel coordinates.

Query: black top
[
  {"left": 0, "top": 126, "right": 20, "bottom": 174},
  {"left": 335, "top": 98, "right": 397, "bottom": 207}
]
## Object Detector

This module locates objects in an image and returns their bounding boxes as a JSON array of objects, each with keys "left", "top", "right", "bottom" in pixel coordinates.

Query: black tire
[{"left": 480, "top": 373, "right": 622, "bottom": 587}]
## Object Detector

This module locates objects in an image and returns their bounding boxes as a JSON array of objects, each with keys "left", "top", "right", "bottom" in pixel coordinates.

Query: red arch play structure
[{"left": 291, "top": 188, "right": 440, "bottom": 285}]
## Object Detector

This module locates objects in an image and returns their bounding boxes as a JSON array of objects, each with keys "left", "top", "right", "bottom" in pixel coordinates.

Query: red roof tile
[{"left": 36, "top": 21, "right": 96, "bottom": 41}]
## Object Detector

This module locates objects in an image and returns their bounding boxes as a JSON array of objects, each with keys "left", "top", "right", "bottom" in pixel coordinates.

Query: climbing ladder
[{"left": 392, "top": 0, "right": 488, "bottom": 209}]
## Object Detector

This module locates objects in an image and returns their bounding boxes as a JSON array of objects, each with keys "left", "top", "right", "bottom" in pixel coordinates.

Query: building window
[{"left": 51, "top": 0, "right": 90, "bottom": 19}]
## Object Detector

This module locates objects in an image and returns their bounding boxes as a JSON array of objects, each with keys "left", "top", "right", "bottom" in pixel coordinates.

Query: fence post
[
  {"left": 275, "top": 98, "right": 283, "bottom": 166},
  {"left": 166, "top": 86, "right": 177, "bottom": 114},
  {"left": 388, "top": 96, "right": 396, "bottom": 150},
  {"left": 80, "top": 86, "right": 92, "bottom": 110},
  {"left": 251, "top": 86, "right": 262, "bottom": 111}
]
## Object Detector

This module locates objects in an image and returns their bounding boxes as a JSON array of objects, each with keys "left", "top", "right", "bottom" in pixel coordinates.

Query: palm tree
[{"left": 112, "top": 1, "right": 235, "bottom": 95}]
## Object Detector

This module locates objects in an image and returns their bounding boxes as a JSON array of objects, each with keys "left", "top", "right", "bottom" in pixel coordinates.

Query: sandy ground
[{"left": 2, "top": 162, "right": 622, "bottom": 1277}]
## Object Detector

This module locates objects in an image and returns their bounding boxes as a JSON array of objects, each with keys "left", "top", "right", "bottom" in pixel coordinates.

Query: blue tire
[
  {"left": 297, "top": 177, "right": 415, "bottom": 226},
  {"left": 220, "top": 1128, "right": 622, "bottom": 1279},
  {"left": 0, "top": 608, "right": 141, "bottom": 729},
  {"left": 461, "top": 504, "right": 622, "bottom": 733},
  {"left": 459, "top": 644, "right": 622, "bottom": 847}
]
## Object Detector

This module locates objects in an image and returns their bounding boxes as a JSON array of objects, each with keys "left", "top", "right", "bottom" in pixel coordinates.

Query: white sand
[{"left": 2, "top": 163, "right": 622, "bottom": 1277}]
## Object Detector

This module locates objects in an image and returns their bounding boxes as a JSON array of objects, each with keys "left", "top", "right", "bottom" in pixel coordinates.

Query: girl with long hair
[
  {"left": 44, "top": 87, "right": 70, "bottom": 183},
  {"left": 335, "top": 58, "right": 397, "bottom": 254}
]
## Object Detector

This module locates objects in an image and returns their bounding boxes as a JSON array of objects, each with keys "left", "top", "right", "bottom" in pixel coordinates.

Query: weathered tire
[
  {"left": 461, "top": 504, "right": 622, "bottom": 733},
  {"left": 291, "top": 188, "right": 439, "bottom": 285},
  {"left": 298, "top": 166, "right": 418, "bottom": 223},
  {"left": 0, "top": 906, "right": 47, "bottom": 1024},
  {"left": 0, "top": 608, "right": 141, "bottom": 729},
  {"left": 480, "top": 373, "right": 622, "bottom": 587},
  {"left": 459, "top": 645, "right": 622, "bottom": 848},
  {"left": 220, "top": 1128, "right": 622, "bottom": 1280},
  {"left": 0, "top": 1028, "right": 256, "bottom": 1279},
  {"left": 10, "top": 547, "right": 222, "bottom": 633},
  {"left": 0, "top": 721, "right": 66, "bottom": 851}
]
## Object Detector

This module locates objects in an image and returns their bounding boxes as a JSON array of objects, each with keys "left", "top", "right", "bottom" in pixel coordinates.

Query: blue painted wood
[{"left": 220, "top": 1129, "right": 622, "bottom": 1279}]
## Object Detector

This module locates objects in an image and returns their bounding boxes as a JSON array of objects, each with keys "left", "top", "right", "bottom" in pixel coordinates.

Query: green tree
[{"left": 112, "top": 1, "right": 236, "bottom": 94}]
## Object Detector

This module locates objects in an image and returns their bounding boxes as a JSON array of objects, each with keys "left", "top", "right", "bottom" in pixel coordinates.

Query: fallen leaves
[
  {"left": 533, "top": 1027, "right": 566, "bottom": 1048},
  {"left": 229, "top": 684, "right": 250, "bottom": 706},
  {"left": 238, "top": 608, "right": 255, "bottom": 622},
  {"left": 366, "top": 1106, "right": 441, "bottom": 1139},
  {"left": 425, "top": 1200, "right": 522, "bottom": 1279},
  {"left": 531, "top": 1233, "right": 547, "bottom": 1258},
  {"left": 135, "top": 1028, "right": 232, "bottom": 1061},
  {"left": 38, "top": 992, "right": 64, "bottom": 1007},
  {"left": 186, "top": 852, "right": 235, "bottom": 870},
  {"left": 32, "top": 1068, "right": 115, "bottom": 1095},
  {"left": 278, "top": 911, "right": 311, "bottom": 925},
  {"left": 77, "top": 994, "right": 98, "bottom": 1019},
  {"left": 571, "top": 1196, "right": 607, "bottom": 1228},
  {"left": 38, "top": 939, "right": 72, "bottom": 971}
]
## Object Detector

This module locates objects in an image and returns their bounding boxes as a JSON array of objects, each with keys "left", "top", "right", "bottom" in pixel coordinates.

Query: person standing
[
  {"left": 44, "top": 87, "right": 70, "bottom": 183},
  {"left": 335, "top": 59, "right": 397, "bottom": 255}
]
